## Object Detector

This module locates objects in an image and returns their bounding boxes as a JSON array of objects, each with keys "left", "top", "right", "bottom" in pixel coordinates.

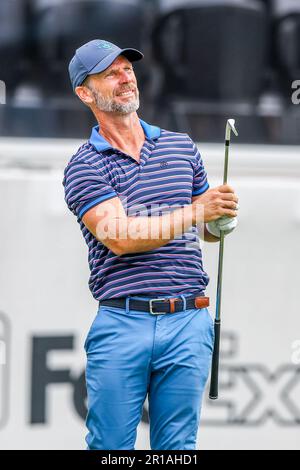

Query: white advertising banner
[{"left": 0, "top": 139, "right": 299, "bottom": 449}]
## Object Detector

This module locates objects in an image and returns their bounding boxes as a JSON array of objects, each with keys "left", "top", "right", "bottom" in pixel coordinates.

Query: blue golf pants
[{"left": 84, "top": 295, "right": 214, "bottom": 450}]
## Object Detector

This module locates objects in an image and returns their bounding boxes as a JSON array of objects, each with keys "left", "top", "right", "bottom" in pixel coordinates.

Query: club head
[{"left": 225, "top": 119, "right": 238, "bottom": 140}]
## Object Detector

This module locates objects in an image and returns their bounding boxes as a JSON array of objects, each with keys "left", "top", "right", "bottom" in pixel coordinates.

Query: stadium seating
[{"left": 0, "top": 0, "right": 300, "bottom": 142}]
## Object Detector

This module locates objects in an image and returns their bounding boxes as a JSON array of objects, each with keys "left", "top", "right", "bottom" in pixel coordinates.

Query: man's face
[{"left": 84, "top": 55, "right": 139, "bottom": 115}]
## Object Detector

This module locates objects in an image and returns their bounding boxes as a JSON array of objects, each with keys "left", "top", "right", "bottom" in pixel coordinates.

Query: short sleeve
[
  {"left": 62, "top": 161, "right": 117, "bottom": 220},
  {"left": 190, "top": 140, "right": 209, "bottom": 196}
]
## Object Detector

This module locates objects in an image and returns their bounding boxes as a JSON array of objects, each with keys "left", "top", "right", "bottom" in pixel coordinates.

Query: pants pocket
[{"left": 84, "top": 307, "right": 102, "bottom": 351}]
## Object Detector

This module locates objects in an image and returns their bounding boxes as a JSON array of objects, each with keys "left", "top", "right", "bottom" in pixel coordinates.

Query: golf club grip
[{"left": 209, "top": 319, "right": 221, "bottom": 400}]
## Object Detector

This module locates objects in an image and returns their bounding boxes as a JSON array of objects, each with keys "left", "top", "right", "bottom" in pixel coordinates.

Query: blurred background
[
  {"left": 0, "top": 0, "right": 300, "bottom": 450},
  {"left": 1, "top": 0, "right": 300, "bottom": 142}
]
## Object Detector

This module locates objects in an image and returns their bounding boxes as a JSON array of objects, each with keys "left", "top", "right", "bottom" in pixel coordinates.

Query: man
[{"left": 63, "top": 39, "right": 238, "bottom": 450}]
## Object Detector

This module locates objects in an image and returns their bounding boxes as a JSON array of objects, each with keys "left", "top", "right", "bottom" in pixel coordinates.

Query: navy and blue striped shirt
[{"left": 62, "top": 119, "right": 210, "bottom": 301}]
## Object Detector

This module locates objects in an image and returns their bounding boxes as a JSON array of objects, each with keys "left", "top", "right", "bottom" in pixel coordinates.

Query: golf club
[{"left": 209, "top": 118, "right": 238, "bottom": 400}]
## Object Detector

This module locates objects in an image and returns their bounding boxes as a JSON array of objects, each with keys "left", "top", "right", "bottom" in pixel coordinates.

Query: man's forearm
[{"left": 115, "top": 204, "right": 197, "bottom": 255}]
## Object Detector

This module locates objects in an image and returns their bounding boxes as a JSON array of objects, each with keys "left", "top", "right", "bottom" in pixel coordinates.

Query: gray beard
[{"left": 91, "top": 89, "right": 140, "bottom": 115}]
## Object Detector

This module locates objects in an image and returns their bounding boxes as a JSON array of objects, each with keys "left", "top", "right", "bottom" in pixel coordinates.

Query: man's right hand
[{"left": 192, "top": 184, "right": 238, "bottom": 224}]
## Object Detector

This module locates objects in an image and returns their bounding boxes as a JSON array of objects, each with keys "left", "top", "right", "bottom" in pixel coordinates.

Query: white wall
[{"left": 0, "top": 138, "right": 299, "bottom": 449}]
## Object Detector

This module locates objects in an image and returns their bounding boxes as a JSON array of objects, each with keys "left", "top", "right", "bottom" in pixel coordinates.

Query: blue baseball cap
[{"left": 68, "top": 39, "right": 144, "bottom": 91}]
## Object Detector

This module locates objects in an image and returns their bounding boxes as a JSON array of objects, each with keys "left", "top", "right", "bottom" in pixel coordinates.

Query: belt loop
[
  {"left": 179, "top": 294, "right": 187, "bottom": 312},
  {"left": 125, "top": 296, "right": 131, "bottom": 314}
]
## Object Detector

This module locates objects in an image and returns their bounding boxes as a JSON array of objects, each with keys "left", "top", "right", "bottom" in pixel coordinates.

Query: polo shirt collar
[{"left": 89, "top": 118, "right": 161, "bottom": 153}]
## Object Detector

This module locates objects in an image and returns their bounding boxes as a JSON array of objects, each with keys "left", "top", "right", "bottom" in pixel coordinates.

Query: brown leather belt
[{"left": 100, "top": 294, "right": 209, "bottom": 315}]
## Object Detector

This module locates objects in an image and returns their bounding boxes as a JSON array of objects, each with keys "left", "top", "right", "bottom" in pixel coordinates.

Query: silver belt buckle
[{"left": 149, "top": 298, "right": 169, "bottom": 315}]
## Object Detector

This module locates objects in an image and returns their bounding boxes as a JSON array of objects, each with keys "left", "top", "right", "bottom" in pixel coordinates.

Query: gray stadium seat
[
  {"left": 153, "top": 0, "right": 268, "bottom": 101},
  {"left": 271, "top": 0, "right": 300, "bottom": 99},
  {"left": 0, "top": 0, "right": 27, "bottom": 91},
  {"left": 31, "top": 0, "right": 152, "bottom": 96},
  {"left": 151, "top": 0, "right": 269, "bottom": 138}
]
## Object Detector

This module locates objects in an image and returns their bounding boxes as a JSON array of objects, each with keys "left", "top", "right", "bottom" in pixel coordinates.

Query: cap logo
[{"left": 96, "top": 41, "right": 113, "bottom": 50}]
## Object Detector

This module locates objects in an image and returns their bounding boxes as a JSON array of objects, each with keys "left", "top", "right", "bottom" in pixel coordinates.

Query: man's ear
[{"left": 75, "top": 85, "right": 94, "bottom": 105}]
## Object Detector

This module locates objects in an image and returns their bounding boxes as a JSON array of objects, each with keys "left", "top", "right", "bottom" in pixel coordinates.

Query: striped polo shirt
[{"left": 63, "top": 118, "right": 210, "bottom": 301}]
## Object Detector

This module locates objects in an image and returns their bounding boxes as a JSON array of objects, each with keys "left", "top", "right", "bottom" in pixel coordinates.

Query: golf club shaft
[{"left": 209, "top": 141, "right": 229, "bottom": 399}]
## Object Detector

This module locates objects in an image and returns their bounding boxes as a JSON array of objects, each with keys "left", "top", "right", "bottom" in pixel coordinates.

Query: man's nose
[{"left": 119, "top": 71, "right": 133, "bottom": 83}]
